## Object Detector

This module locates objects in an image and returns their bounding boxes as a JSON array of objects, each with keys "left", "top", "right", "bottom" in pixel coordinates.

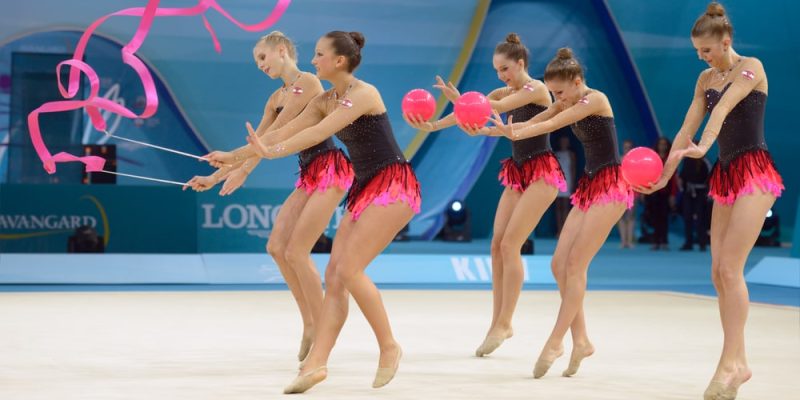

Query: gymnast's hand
[
  {"left": 676, "top": 142, "right": 705, "bottom": 159},
  {"left": 488, "top": 110, "right": 514, "bottom": 138},
  {"left": 636, "top": 148, "right": 686, "bottom": 194},
  {"left": 634, "top": 176, "right": 668, "bottom": 195},
  {"left": 456, "top": 120, "right": 485, "bottom": 136},
  {"left": 183, "top": 175, "right": 217, "bottom": 192},
  {"left": 433, "top": 75, "right": 460, "bottom": 103},
  {"left": 219, "top": 168, "right": 248, "bottom": 196},
  {"left": 205, "top": 151, "right": 234, "bottom": 168},
  {"left": 246, "top": 121, "right": 282, "bottom": 159},
  {"left": 403, "top": 113, "right": 437, "bottom": 132}
]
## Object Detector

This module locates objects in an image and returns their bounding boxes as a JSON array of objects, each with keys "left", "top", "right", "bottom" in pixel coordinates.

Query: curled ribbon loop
[{"left": 28, "top": 0, "right": 292, "bottom": 174}]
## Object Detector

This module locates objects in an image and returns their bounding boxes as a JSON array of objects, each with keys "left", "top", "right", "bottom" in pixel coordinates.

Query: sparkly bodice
[
  {"left": 334, "top": 113, "right": 406, "bottom": 183},
  {"left": 705, "top": 84, "right": 767, "bottom": 167},
  {"left": 508, "top": 103, "right": 551, "bottom": 164},
  {"left": 570, "top": 115, "right": 621, "bottom": 177}
]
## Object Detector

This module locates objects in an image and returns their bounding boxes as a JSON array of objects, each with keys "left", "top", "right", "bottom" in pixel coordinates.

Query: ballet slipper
[
  {"left": 562, "top": 343, "right": 595, "bottom": 377},
  {"left": 372, "top": 347, "right": 402, "bottom": 388},
  {"left": 283, "top": 366, "right": 327, "bottom": 394}
]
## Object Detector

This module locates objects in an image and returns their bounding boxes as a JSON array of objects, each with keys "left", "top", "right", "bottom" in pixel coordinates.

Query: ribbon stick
[
  {"left": 103, "top": 130, "right": 208, "bottom": 161},
  {"left": 27, "top": 0, "right": 292, "bottom": 174},
  {"left": 98, "top": 170, "right": 187, "bottom": 186}
]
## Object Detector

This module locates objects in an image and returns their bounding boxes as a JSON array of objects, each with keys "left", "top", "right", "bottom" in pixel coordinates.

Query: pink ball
[
  {"left": 454, "top": 91, "right": 492, "bottom": 127},
  {"left": 621, "top": 147, "right": 664, "bottom": 187},
  {"left": 401, "top": 89, "right": 436, "bottom": 120}
]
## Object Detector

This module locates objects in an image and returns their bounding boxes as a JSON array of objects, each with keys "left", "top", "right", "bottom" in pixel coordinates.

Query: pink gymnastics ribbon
[{"left": 27, "top": 0, "right": 291, "bottom": 174}]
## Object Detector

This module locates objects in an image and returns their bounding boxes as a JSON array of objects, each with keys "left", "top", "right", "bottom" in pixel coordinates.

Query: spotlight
[{"left": 441, "top": 199, "right": 471, "bottom": 242}]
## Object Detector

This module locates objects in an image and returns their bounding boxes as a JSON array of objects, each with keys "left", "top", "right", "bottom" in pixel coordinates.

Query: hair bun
[
  {"left": 556, "top": 47, "right": 574, "bottom": 60},
  {"left": 545, "top": 48, "right": 584, "bottom": 81},
  {"left": 348, "top": 31, "right": 365, "bottom": 49},
  {"left": 505, "top": 33, "right": 521, "bottom": 44},
  {"left": 705, "top": 2, "right": 726, "bottom": 17}
]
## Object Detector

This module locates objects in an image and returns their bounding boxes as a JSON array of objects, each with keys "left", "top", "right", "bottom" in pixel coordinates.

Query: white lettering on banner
[
  {"left": 203, "top": 203, "right": 278, "bottom": 230},
  {"left": 473, "top": 257, "right": 491, "bottom": 281},
  {"left": 451, "top": 257, "right": 476, "bottom": 281},
  {"left": 47, "top": 216, "right": 62, "bottom": 229},
  {"left": 201, "top": 203, "right": 343, "bottom": 233},
  {"left": 451, "top": 256, "right": 532, "bottom": 282},
  {"left": 223, "top": 205, "right": 248, "bottom": 229},
  {"left": 246, "top": 205, "right": 271, "bottom": 229},
  {"left": 201, "top": 204, "right": 223, "bottom": 228},
  {"left": 0, "top": 214, "right": 97, "bottom": 231}
]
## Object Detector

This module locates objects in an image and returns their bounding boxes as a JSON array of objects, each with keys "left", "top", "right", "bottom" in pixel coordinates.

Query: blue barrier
[
  {"left": 0, "top": 253, "right": 555, "bottom": 285},
  {"left": 745, "top": 256, "right": 800, "bottom": 288},
  {"left": 0, "top": 184, "right": 347, "bottom": 253},
  {"left": 793, "top": 198, "right": 799, "bottom": 258}
]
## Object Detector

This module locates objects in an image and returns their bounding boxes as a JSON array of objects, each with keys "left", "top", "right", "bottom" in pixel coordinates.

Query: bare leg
[
  {"left": 283, "top": 187, "right": 346, "bottom": 360},
  {"left": 335, "top": 203, "right": 414, "bottom": 387},
  {"left": 283, "top": 214, "right": 356, "bottom": 393},
  {"left": 704, "top": 190, "right": 774, "bottom": 399},
  {"left": 480, "top": 181, "right": 556, "bottom": 356},
  {"left": 541, "top": 207, "right": 587, "bottom": 378},
  {"left": 477, "top": 188, "right": 519, "bottom": 356},
  {"left": 286, "top": 202, "right": 414, "bottom": 392},
  {"left": 267, "top": 189, "right": 313, "bottom": 360},
  {"left": 536, "top": 202, "right": 625, "bottom": 378}
]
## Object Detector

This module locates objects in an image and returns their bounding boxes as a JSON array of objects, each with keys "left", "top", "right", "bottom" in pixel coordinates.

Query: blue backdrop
[{"left": 0, "top": 0, "right": 796, "bottom": 242}]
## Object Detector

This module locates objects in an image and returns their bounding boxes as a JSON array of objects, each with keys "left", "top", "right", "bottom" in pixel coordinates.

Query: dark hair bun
[
  {"left": 706, "top": 2, "right": 726, "bottom": 17},
  {"left": 505, "top": 33, "right": 521, "bottom": 44},
  {"left": 348, "top": 31, "right": 365, "bottom": 49},
  {"left": 556, "top": 47, "right": 574, "bottom": 60}
]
